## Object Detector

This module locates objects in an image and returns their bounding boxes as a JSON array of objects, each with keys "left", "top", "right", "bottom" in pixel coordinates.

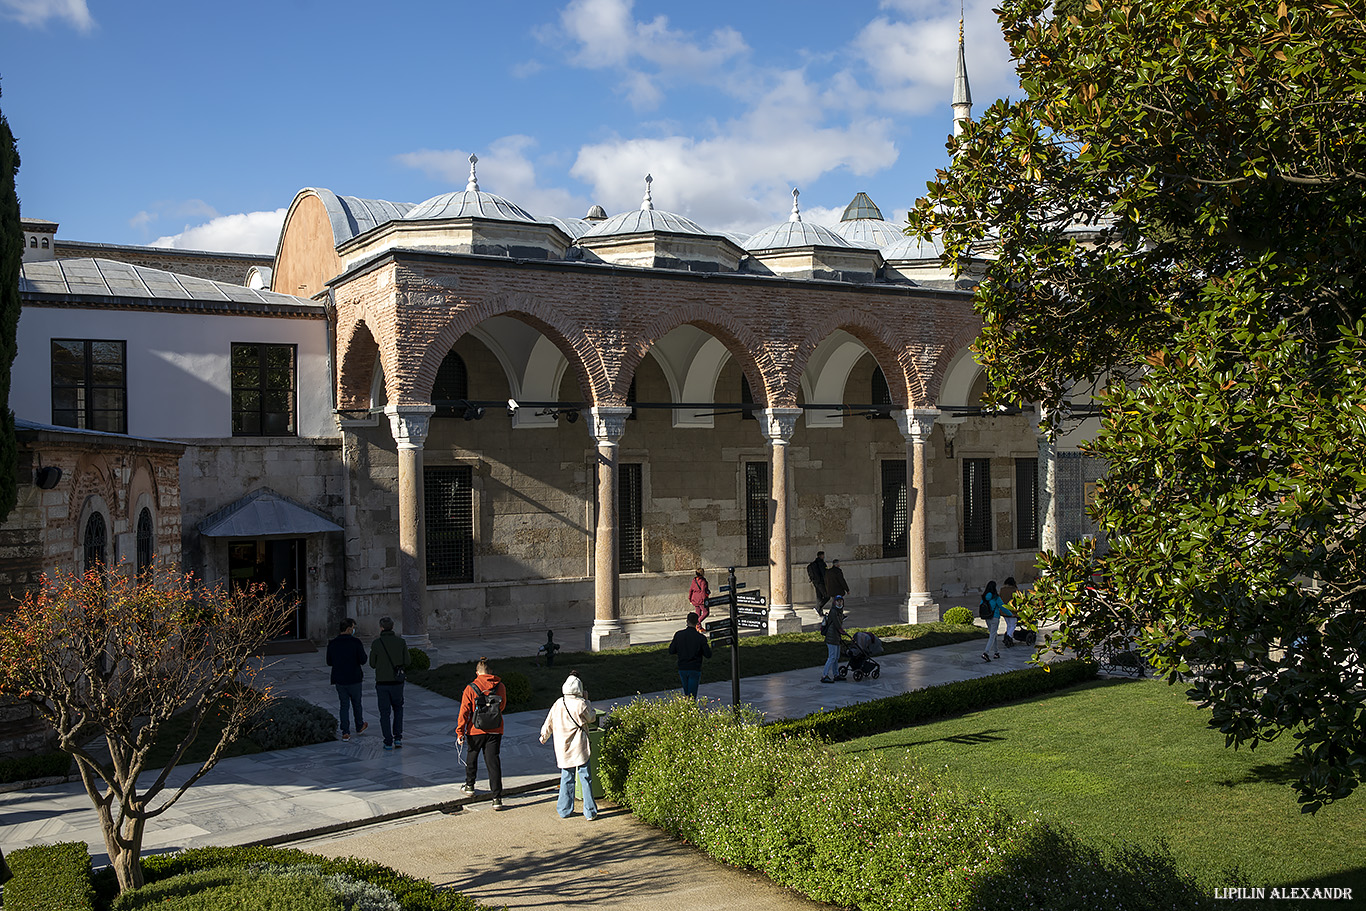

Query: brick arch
[
  {"left": 624, "top": 306, "right": 776, "bottom": 407},
  {"left": 336, "top": 318, "right": 381, "bottom": 412},
  {"left": 398, "top": 291, "right": 604, "bottom": 407},
  {"left": 127, "top": 457, "right": 159, "bottom": 514},
  {"left": 923, "top": 319, "right": 984, "bottom": 406},
  {"left": 796, "top": 309, "right": 926, "bottom": 407}
]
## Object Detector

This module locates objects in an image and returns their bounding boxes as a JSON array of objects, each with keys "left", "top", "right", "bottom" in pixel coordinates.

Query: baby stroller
[{"left": 837, "top": 630, "right": 884, "bottom": 681}]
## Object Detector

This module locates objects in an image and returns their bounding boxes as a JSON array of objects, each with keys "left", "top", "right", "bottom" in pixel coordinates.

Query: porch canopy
[{"left": 199, "top": 487, "right": 342, "bottom": 538}]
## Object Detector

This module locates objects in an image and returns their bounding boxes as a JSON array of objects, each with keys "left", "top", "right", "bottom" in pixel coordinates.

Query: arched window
[
  {"left": 432, "top": 351, "right": 469, "bottom": 417},
  {"left": 40, "top": 237, "right": 49, "bottom": 249},
  {"left": 136, "top": 508, "right": 154, "bottom": 576},
  {"left": 28, "top": 236, "right": 37, "bottom": 248},
  {"left": 870, "top": 366, "right": 893, "bottom": 419},
  {"left": 740, "top": 375, "right": 756, "bottom": 421},
  {"left": 83, "top": 512, "right": 108, "bottom": 574}
]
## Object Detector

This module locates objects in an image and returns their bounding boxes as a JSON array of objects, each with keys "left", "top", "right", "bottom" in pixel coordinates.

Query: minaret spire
[{"left": 952, "top": 12, "right": 973, "bottom": 137}]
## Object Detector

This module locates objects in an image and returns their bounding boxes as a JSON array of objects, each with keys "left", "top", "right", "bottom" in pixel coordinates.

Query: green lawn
[
  {"left": 841, "top": 678, "right": 1366, "bottom": 894},
  {"left": 412, "top": 621, "right": 985, "bottom": 713}
]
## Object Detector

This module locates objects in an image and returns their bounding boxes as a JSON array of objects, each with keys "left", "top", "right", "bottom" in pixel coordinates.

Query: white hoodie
[{"left": 539, "top": 674, "right": 597, "bottom": 769}]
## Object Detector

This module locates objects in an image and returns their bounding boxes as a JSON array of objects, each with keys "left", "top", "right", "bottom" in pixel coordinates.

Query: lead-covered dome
[
  {"left": 404, "top": 155, "right": 537, "bottom": 223},
  {"left": 745, "top": 189, "right": 857, "bottom": 251},
  {"left": 580, "top": 175, "right": 713, "bottom": 238},
  {"left": 833, "top": 192, "right": 906, "bottom": 249}
]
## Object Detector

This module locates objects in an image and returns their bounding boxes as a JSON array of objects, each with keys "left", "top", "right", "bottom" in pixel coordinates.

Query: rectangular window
[
  {"left": 963, "top": 457, "right": 993, "bottom": 552},
  {"left": 745, "top": 461, "right": 771, "bottom": 567},
  {"left": 881, "top": 460, "right": 908, "bottom": 558},
  {"left": 1016, "top": 458, "right": 1040, "bottom": 550},
  {"left": 232, "top": 343, "right": 296, "bottom": 436},
  {"left": 425, "top": 466, "right": 474, "bottom": 584},
  {"left": 619, "top": 463, "right": 644, "bottom": 573},
  {"left": 51, "top": 339, "right": 127, "bottom": 433}
]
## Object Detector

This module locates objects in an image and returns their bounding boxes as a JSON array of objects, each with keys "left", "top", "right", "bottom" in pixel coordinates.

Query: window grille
[
  {"left": 963, "top": 457, "right": 993, "bottom": 552},
  {"left": 870, "top": 366, "right": 893, "bottom": 419},
  {"left": 425, "top": 466, "right": 474, "bottom": 584},
  {"left": 881, "top": 460, "right": 908, "bottom": 557},
  {"left": 136, "top": 508, "right": 154, "bottom": 576},
  {"left": 52, "top": 339, "right": 127, "bottom": 434},
  {"left": 1016, "top": 458, "right": 1040, "bottom": 550},
  {"left": 83, "top": 512, "right": 107, "bottom": 573},
  {"left": 745, "top": 461, "right": 771, "bottom": 567},
  {"left": 432, "top": 351, "right": 469, "bottom": 417},
  {"left": 232, "top": 343, "right": 296, "bottom": 436},
  {"left": 619, "top": 463, "right": 644, "bottom": 573}
]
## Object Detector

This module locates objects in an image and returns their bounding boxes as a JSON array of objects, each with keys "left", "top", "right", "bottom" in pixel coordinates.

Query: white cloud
[
  {"left": 395, "top": 135, "right": 592, "bottom": 222},
  {"left": 129, "top": 198, "right": 218, "bottom": 231},
  {"left": 150, "top": 209, "right": 286, "bottom": 255},
  {"left": 0, "top": 0, "right": 94, "bottom": 32}
]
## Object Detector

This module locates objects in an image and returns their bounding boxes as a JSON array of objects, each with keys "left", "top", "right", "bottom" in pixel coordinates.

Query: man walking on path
[
  {"left": 806, "top": 551, "right": 829, "bottom": 616},
  {"left": 369, "top": 617, "right": 407, "bottom": 750},
  {"left": 326, "top": 618, "right": 368, "bottom": 741},
  {"left": 668, "top": 612, "right": 712, "bottom": 699},
  {"left": 826, "top": 559, "right": 851, "bottom": 604},
  {"left": 458, "top": 657, "right": 509, "bottom": 809}
]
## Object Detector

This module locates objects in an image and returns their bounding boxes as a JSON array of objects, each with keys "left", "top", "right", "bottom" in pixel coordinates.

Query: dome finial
[
  {"left": 789, "top": 188, "right": 802, "bottom": 223},
  {"left": 467, "top": 154, "right": 480, "bottom": 193},
  {"left": 641, "top": 174, "right": 654, "bottom": 211}
]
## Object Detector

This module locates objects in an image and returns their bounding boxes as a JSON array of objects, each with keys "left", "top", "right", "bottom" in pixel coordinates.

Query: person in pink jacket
[
  {"left": 688, "top": 568, "right": 711, "bottom": 625},
  {"left": 539, "top": 672, "right": 599, "bottom": 820}
]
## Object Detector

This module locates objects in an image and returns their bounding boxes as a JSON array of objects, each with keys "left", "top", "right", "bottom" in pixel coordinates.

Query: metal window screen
[
  {"left": 432, "top": 351, "right": 469, "bottom": 416},
  {"left": 870, "top": 367, "right": 893, "bottom": 419},
  {"left": 1057, "top": 452, "right": 1108, "bottom": 551},
  {"left": 425, "top": 466, "right": 474, "bottom": 584},
  {"left": 745, "top": 461, "right": 771, "bottom": 567},
  {"left": 84, "top": 512, "right": 107, "bottom": 573},
  {"left": 619, "top": 463, "right": 644, "bottom": 573},
  {"left": 1016, "top": 458, "right": 1040, "bottom": 550},
  {"left": 881, "top": 459, "right": 908, "bottom": 557},
  {"left": 963, "top": 458, "right": 993, "bottom": 552},
  {"left": 136, "top": 508, "right": 154, "bottom": 576}
]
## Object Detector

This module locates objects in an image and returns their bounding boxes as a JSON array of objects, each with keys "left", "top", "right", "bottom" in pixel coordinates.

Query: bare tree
[{"left": 0, "top": 567, "right": 295, "bottom": 892}]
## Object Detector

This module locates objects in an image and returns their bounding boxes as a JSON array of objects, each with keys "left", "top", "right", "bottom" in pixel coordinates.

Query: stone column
[
  {"left": 760, "top": 408, "right": 803, "bottom": 634},
  {"left": 1039, "top": 412, "right": 1061, "bottom": 554},
  {"left": 895, "top": 408, "right": 941, "bottom": 623},
  {"left": 590, "top": 407, "right": 634, "bottom": 651},
  {"left": 385, "top": 404, "right": 435, "bottom": 648}
]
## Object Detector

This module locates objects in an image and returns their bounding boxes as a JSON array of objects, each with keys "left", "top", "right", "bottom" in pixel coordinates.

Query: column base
[
  {"left": 404, "top": 633, "right": 433, "bottom": 651},
  {"left": 766, "top": 605, "right": 803, "bottom": 635},
  {"left": 590, "top": 623, "right": 632, "bottom": 652},
  {"left": 906, "top": 593, "right": 941, "bottom": 625}
]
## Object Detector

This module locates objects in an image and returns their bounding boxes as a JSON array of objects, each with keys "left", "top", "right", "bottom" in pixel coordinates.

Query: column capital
[
  {"left": 759, "top": 407, "right": 802, "bottom": 444},
  {"left": 894, "top": 407, "right": 940, "bottom": 444},
  {"left": 589, "top": 406, "right": 634, "bottom": 443},
  {"left": 384, "top": 404, "right": 436, "bottom": 450}
]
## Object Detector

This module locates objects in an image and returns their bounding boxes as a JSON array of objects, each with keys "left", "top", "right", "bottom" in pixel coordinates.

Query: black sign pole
[{"left": 728, "top": 566, "right": 741, "bottom": 716}]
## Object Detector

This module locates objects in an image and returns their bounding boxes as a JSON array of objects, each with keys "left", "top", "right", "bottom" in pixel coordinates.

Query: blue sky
[{"left": 0, "top": 0, "right": 1020, "bottom": 253}]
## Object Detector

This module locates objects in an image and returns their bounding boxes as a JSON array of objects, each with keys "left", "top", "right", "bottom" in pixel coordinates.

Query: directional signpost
[{"left": 706, "top": 567, "right": 772, "bottom": 714}]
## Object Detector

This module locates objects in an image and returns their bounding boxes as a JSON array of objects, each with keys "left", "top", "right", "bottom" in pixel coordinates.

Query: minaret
[{"left": 952, "top": 17, "right": 973, "bottom": 136}]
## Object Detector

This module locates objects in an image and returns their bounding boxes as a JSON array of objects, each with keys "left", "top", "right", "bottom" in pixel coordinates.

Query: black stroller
[{"left": 837, "top": 630, "right": 884, "bottom": 681}]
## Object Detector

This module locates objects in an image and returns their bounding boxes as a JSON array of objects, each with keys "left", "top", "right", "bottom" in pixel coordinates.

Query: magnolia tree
[
  {"left": 910, "top": 0, "right": 1366, "bottom": 810},
  {"left": 0, "top": 567, "right": 294, "bottom": 892}
]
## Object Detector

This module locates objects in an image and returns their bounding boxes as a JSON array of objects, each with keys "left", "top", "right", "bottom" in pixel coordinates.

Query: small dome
[
  {"left": 841, "top": 192, "right": 885, "bottom": 221},
  {"left": 745, "top": 188, "right": 856, "bottom": 251},
  {"left": 403, "top": 154, "right": 536, "bottom": 223},
  {"left": 540, "top": 215, "right": 592, "bottom": 239},
  {"left": 882, "top": 236, "right": 943, "bottom": 260},
  {"left": 580, "top": 175, "right": 713, "bottom": 238},
  {"left": 833, "top": 218, "right": 906, "bottom": 249},
  {"left": 585, "top": 204, "right": 608, "bottom": 221}
]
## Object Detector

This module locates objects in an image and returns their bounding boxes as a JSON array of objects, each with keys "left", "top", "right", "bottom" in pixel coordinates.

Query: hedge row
[
  {"left": 0, "top": 751, "right": 71, "bottom": 785},
  {"left": 598, "top": 696, "right": 1221, "bottom": 911},
  {"left": 5, "top": 842, "right": 95, "bottom": 911},
  {"left": 766, "top": 658, "right": 1098, "bottom": 742}
]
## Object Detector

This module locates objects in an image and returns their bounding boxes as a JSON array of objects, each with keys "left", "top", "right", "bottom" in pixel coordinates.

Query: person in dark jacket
[
  {"left": 668, "top": 612, "right": 713, "bottom": 699},
  {"left": 820, "top": 598, "right": 846, "bottom": 683},
  {"left": 369, "top": 617, "right": 407, "bottom": 750},
  {"left": 806, "top": 551, "right": 830, "bottom": 616},
  {"left": 326, "top": 618, "right": 368, "bottom": 741},
  {"left": 826, "top": 559, "right": 851, "bottom": 602}
]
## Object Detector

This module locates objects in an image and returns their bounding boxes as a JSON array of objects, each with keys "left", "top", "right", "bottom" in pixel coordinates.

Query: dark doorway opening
[{"left": 228, "top": 538, "right": 306, "bottom": 639}]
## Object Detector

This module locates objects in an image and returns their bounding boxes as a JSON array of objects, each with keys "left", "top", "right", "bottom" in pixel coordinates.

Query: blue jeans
[
  {"left": 376, "top": 682, "right": 404, "bottom": 745},
  {"left": 559, "top": 765, "right": 598, "bottom": 819},
  {"left": 824, "top": 643, "right": 840, "bottom": 679},
  {"left": 335, "top": 682, "right": 363, "bottom": 734},
  {"left": 678, "top": 669, "right": 701, "bottom": 698}
]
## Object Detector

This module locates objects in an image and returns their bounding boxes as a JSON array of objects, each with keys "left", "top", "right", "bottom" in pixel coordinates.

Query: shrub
[
  {"left": 108, "top": 867, "right": 345, "bottom": 911},
  {"left": 501, "top": 671, "right": 533, "bottom": 710},
  {"left": 250, "top": 696, "right": 337, "bottom": 751},
  {"left": 0, "top": 751, "right": 71, "bottom": 785},
  {"left": 767, "top": 658, "right": 1098, "bottom": 742},
  {"left": 942, "top": 606, "right": 975, "bottom": 625},
  {"left": 407, "top": 647, "right": 431, "bottom": 672},
  {"left": 5, "top": 842, "right": 95, "bottom": 911}
]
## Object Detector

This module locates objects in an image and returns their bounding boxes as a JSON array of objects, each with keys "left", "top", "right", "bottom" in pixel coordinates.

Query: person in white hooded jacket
[{"left": 539, "top": 672, "right": 599, "bottom": 820}]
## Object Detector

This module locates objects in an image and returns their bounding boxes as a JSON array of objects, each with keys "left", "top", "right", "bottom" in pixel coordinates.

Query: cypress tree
[{"left": 0, "top": 84, "right": 19, "bottom": 521}]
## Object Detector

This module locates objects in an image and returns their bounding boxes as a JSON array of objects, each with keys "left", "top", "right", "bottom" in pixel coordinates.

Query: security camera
[
  {"left": 507, "top": 398, "right": 519, "bottom": 415},
  {"left": 564, "top": 409, "right": 579, "bottom": 423}
]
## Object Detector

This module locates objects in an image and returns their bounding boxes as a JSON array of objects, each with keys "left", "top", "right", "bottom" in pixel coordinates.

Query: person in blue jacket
[{"left": 980, "top": 581, "right": 1008, "bottom": 662}]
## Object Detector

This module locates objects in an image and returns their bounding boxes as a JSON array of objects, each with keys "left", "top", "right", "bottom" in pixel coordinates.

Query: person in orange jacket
[{"left": 457, "top": 657, "right": 509, "bottom": 809}]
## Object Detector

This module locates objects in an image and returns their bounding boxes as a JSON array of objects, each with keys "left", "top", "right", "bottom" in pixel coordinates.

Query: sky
[{"left": 0, "top": 0, "right": 1021, "bottom": 254}]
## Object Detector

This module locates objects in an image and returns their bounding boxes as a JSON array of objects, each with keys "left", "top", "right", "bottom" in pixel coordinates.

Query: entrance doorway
[{"left": 228, "top": 538, "right": 307, "bottom": 639}]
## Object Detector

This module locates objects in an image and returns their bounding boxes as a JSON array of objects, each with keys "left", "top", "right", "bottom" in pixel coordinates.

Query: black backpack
[
  {"left": 469, "top": 682, "right": 502, "bottom": 730},
  {"left": 978, "top": 595, "right": 993, "bottom": 620}
]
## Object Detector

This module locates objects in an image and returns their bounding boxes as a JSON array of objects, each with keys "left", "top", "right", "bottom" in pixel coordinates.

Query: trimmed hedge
[
  {"left": 0, "top": 751, "right": 71, "bottom": 785},
  {"left": 5, "top": 842, "right": 95, "bottom": 911},
  {"left": 407, "top": 647, "right": 431, "bottom": 672},
  {"left": 501, "top": 671, "right": 533, "bottom": 711},
  {"left": 766, "top": 658, "right": 1098, "bottom": 742},
  {"left": 250, "top": 696, "right": 338, "bottom": 751},
  {"left": 941, "top": 606, "right": 975, "bottom": 625}
]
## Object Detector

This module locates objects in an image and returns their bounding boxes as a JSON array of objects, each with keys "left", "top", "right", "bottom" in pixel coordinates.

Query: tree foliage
[
  {"left": 0, "top": 83, "right": 21, "bottom": 522},
  {"left": 0, "top": 567, "right": 295, "bottom": 892},
  {"left": 910, "top": 0, "right": 1366, "bottom": 810}
]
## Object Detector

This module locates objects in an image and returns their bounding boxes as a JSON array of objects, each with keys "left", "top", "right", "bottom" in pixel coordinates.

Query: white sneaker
[{"left": 460, "top": 784, "right": 474, "bottom": 795}]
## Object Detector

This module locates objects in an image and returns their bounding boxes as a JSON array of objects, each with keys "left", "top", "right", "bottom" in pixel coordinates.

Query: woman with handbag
[{"left": 540, "top": 672, "right": 599, "bottom": 820}]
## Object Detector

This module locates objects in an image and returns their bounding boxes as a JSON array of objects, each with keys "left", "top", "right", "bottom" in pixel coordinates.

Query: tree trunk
[{"left": 104, "top": 816, "right": 146, "bottom": 893}]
